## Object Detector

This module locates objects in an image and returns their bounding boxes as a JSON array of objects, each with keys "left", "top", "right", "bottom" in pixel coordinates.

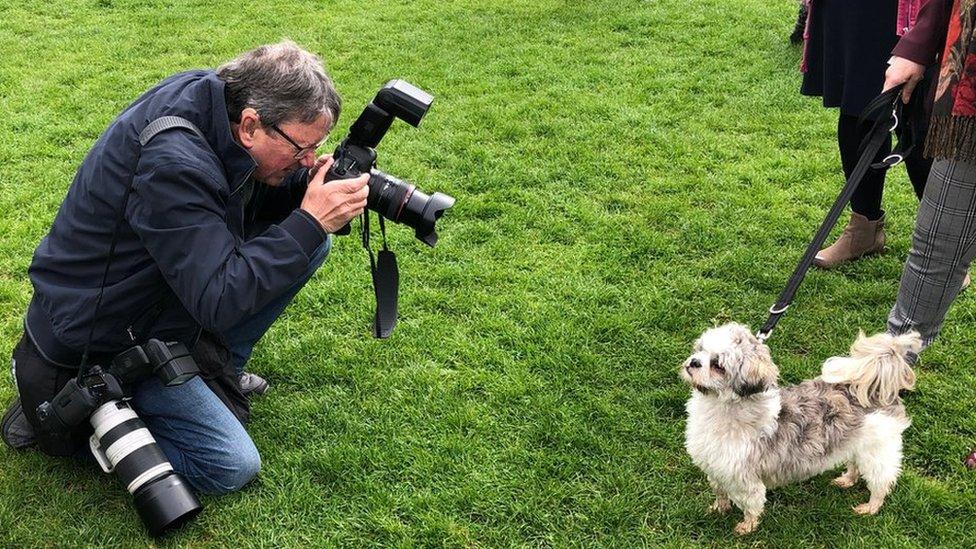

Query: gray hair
[{"left": 217, "top": 40, "right": 341, "bottom": 129}]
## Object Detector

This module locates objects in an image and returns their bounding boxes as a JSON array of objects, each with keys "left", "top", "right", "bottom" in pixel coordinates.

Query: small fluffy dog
[{"left": 680, "top": 323, "right": 919, "bottom": 535}]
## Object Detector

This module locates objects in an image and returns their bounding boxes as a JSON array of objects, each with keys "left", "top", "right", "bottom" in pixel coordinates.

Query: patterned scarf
[{"left": 926, "top": 0, "right": 976, "bottom": 161}]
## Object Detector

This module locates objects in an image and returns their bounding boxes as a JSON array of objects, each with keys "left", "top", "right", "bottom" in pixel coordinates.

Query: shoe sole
[
  {"left": 2, "top": 398, "right": 35, "bottom": 450},
  {"left": 241, "top": 381, "right": 269, "bottom": 396},
  {"left": 813, "top": 246, "right": 886, "bottom": 270}
]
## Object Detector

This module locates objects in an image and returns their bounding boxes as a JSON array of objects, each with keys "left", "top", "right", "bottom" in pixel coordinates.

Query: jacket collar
[{"left": 199, "top": 72, "right": 256, "bottom": 195}]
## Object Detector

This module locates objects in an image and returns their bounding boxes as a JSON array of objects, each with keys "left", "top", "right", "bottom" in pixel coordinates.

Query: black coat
[
  {"left": 26, "top": 71, "right": 326, "bottom": 365},
  {"left": 801, "top": 0, "right": 900, "bottom": 115}
]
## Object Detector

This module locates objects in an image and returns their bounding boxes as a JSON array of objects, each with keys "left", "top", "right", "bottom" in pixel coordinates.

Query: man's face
[{"left": 236, "top": 109, "right": 330, "bottom": 186}]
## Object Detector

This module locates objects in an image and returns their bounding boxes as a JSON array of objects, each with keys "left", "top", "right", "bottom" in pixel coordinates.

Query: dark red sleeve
[{"left": 892, "top": 0, "right": 953, "bottom": 65}]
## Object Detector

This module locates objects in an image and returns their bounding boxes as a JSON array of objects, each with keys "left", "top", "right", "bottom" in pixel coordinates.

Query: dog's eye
[{"left": 710, "top": 357, "right": 725, "bottom": 372}]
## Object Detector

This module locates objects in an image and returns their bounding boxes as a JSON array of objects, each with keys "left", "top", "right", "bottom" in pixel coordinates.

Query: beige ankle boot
[{"left": 814, "top": 212, "right": 886, "bottom": 268}]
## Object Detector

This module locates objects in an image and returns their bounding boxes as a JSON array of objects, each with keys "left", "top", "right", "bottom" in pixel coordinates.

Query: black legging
[{"left": 838, "top": 113, "right": 931, "bottom": 220}]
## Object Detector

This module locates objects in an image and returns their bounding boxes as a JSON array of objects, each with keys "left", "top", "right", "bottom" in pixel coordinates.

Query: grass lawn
[{"left": 2, "top": 0, "right": 976, "bottom": 546}]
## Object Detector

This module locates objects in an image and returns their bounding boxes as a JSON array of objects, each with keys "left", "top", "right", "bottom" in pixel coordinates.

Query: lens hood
[
  {"left": 414, "top": 191, "right": 455, "bottom": 247},
  {"left": 133, "top": 473, "right": 202, "bottom": 536}
]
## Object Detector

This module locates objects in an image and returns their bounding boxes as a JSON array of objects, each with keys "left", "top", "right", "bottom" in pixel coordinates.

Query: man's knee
[
  {"left": 210, "top": 445, "right": 262, "bottom": 495},
  {"left": 187, "top": 436, "right": 262, "bottom": 495}
]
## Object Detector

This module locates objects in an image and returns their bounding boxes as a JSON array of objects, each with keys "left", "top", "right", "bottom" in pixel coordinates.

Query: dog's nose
[{"left": 688, "top": 358, "right": 702, "bottom": 369}]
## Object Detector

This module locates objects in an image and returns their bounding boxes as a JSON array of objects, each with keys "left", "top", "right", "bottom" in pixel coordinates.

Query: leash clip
[
  {"left": 757, "top": 303, "right": 788, "bottom": 343},
  {"left": 889, "top": 104, "right": 900, "bottom": 133},
  {"left": 880, "top": 153, "right": 904, "bottom": 167}
]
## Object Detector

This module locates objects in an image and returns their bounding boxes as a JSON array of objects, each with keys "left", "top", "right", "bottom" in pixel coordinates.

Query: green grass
[{"left": 1, "top": 0, "right": 975, "bottom": 546}]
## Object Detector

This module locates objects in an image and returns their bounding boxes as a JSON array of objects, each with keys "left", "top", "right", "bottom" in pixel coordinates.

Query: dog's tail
[{"left": 820, "top": 331, "right": 920, "bottom": 407}]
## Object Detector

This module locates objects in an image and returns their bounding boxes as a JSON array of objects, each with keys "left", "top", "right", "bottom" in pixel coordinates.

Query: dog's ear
[
  {"left": 732, "top": 376, "right": 767, "bottom": 397},
  {"left": 728, "top": 323, "right": 754, "bottom": 346},
  {"left": 731, "top": 338, "right": 778, "bottom": 398}
]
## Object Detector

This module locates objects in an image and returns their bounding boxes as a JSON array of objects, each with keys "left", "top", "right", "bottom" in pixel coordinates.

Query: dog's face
[{"left": 681, "top": 323, "right": 779, "bottom": 397}]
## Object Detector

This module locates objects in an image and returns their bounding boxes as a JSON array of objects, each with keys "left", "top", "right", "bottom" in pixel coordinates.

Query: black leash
[{"left": 757, "top": 86, "right": 914, "bottom": 342}]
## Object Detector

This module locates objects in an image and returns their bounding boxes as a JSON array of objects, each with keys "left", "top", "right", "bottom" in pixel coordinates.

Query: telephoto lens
[{"left": 89, "top": 400, "right": 201, "bottom": 536}]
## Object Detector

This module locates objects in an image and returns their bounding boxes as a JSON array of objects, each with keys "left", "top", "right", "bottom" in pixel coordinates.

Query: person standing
[
  {"left": 800, "top": 0, "right": 935, "bottom": 269},
  {"left": 884, "top": 0, "right": 976, "bottom": 466}
]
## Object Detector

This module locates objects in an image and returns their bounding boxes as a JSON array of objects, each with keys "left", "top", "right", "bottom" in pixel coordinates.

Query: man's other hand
[
  {"left": 301, "top": 165, "right": 369, "bottom": 233},
  {"left": 308, "top": 153, "right": 334, "bottom": 182}
]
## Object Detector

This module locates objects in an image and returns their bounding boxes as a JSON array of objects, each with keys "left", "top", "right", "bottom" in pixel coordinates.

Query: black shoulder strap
[{"left": 139, "top": 116, "right": 205, "bottom": 146}]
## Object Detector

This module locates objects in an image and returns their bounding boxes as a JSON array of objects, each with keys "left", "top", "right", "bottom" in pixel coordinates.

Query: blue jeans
[
  {"left": 130, "top": 236, "right": 331, "bottom": 494},
  {"left": 130, "top": 375, "right": 260, "bottom": 494},
  {"left": 224, "top": 236, "right": 332, "bottom": 375}
]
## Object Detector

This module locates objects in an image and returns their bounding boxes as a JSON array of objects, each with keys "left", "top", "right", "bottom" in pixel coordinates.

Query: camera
[
  {"left": 88, "top": 395, "right": 201, "bottom": 536},
  {"left": 325, "top": 80, "right": 456, "bottom": 338},
  {"left": 112, "top": 339, "right": 199, "bottom": 387},
  {"left": 36, "top": 366, "right": 126, "bottom": 434},
  {"left": 326, "top": 79, "right": 454, "bottom": 247},
  {"left": 36, "top": 341, "right": 202, "bottom": 536}
]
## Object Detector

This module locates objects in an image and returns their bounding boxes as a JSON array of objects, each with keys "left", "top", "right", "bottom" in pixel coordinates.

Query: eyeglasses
[{"left": 266, "top": 122, "right": 321, "bottom": 160}]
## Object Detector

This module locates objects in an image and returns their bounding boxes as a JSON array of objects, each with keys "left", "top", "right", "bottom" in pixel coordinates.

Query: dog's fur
[{"left": 680, "top": 323, "right": 919, "bottom": 535}]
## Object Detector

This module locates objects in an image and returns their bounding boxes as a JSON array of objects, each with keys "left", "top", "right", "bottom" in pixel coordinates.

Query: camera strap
[
  {"left": 362, "top": 211, "right": 399, "bottom": 338},
  {"left": 757, "top": 86, "right": 910, "bottom": 342},
  {"left": 78, "top": 116, "right": 207, "bottom": 380}
]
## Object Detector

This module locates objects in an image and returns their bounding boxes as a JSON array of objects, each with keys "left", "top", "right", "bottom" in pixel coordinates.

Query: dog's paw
[
  {"left": 734, "top": 518, "right": 758, "bottom": 535},
  {"left": 709, "top": 498, "right": 731, "bottom": 515},
  {"left": 831, "top": 475, "right": 856, "bottom": 489},
  {"left": 853, "top": 502, "right": 881, "bottom": 516}
]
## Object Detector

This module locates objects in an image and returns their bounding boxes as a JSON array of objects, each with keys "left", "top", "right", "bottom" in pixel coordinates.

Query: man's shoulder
[
  {"left": 127, "top": 71, "right": 251, "bottom": 191},
  {"left": 137, "top": 130, "right": 225, "bottom": 188}
]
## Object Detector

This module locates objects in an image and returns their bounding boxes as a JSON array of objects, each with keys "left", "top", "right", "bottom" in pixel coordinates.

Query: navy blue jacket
[{"left": 26, "top": 70, "right": 326, "bottom": 365}]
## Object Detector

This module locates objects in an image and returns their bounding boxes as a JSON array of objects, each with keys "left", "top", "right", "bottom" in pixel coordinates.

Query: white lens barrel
[{"left": 89, "top": 401, "right": 173, "bottom": 493}]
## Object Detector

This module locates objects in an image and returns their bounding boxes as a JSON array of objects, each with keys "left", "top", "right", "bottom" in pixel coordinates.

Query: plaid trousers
[{"left": 888, "top": 158, "right": 976, "bottom": 347}]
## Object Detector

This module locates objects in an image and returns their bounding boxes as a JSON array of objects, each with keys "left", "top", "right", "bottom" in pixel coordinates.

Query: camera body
[
  {"left": 36, "top": 339, "right": 198, "bottom": 432},
  {"left": 35, "top": 340, "right": 202, "bottom": 536},
  {"left": 326, "top": 79, "right": 454, "bottom": 247},
  {"left": 36, "top": 366, "right": 125, "bottom": 433}
]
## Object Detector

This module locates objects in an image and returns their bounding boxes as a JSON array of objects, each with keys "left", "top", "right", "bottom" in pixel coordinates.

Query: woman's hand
[{"left": 884, "top": 56, "right": 926, "bottom": 103}]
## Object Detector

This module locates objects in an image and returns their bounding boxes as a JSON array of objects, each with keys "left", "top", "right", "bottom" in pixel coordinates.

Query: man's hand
[
  {"left": 308, "top": 153, "right": 334, "bottom": 182},
  {"left": 884, "top": 56, "right": 926, "bottom": 104},
  {"left": 300, "top": 162, "right": 369, "bottom": 233}
]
